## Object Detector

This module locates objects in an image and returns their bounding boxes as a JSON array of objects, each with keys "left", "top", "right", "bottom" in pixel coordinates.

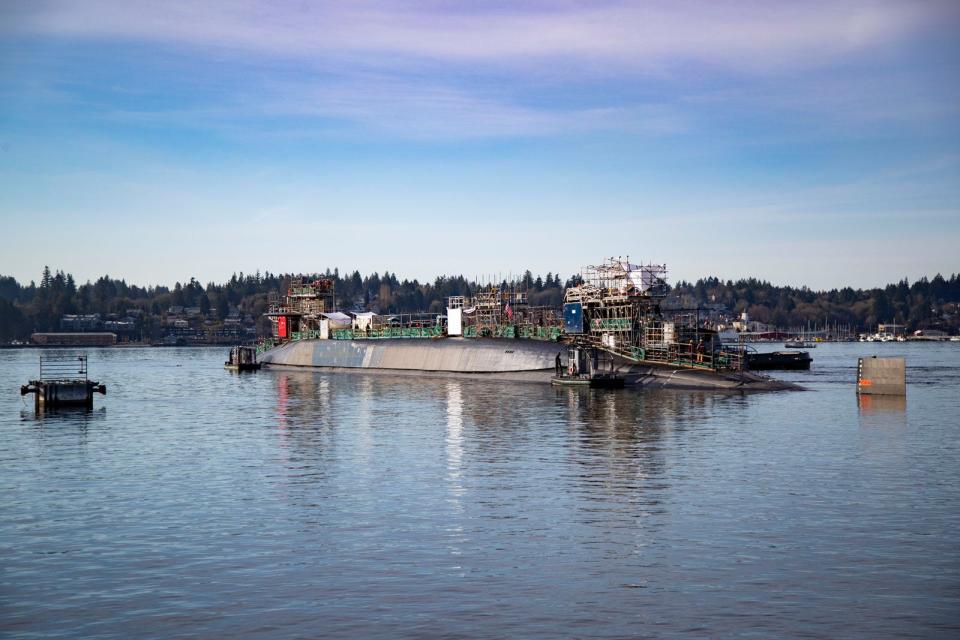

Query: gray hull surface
[{"left": 260, "top": 338, "right": 798, "bottom": 391}]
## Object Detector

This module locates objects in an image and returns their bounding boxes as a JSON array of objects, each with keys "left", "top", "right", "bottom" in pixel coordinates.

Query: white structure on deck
[{"left": 446, "top": 296, "right": 464, "bottom": 336}]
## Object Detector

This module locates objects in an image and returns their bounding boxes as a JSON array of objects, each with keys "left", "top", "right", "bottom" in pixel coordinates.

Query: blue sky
[{"left": 1, "top": 0, "right": 958, "bottom": 290}]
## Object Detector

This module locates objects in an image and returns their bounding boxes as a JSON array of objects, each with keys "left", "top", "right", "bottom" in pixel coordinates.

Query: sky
[{"left": 1, "top": 0, "right": 958, "bottom": 291}]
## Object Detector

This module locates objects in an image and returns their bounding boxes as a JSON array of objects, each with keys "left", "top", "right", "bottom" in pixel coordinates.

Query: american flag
[{"left": 505, "top": 303, "right": 513, "bottom": 320}]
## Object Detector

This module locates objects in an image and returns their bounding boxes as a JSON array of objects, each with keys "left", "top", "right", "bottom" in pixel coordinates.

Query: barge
[{"left": 746, "top": 350, "right": 812, "bottom": 371}]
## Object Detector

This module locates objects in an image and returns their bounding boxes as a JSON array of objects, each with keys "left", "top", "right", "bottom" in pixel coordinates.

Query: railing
[
  {"left": 645, "top": 343, "right": 744, "bottom": 372},
  {"left": 591, "top": 318, "right": 631, "bottom": 331},
  {"left": 462, "top": 325, "right": 563, "bottom": 340},
  {"left": 290, "top": 330, "right": 324, "bottom": 341},
  {"left": 39, "top": 354, "right": 88, "bottom": 381},
  {"left": 333, "top": 327, "right": 443, "bottom": 339},
  {"left": 519, "top": 326, "right": 563, "bottom": 341},
  {"left": 256, "top": 322, "right": 566, "bottom": 348},
  {"left": 578, "top": 336, "right": 745, "bottom": 373}
]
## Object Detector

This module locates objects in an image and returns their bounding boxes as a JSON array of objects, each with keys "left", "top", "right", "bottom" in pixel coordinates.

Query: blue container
[{"left": 563, "top": 303, "right": 584, "bottom": 334}]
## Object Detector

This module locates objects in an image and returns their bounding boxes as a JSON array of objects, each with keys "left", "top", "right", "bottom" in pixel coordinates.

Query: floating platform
[
  {"left": 551, "top": 373, "right": 625, "bottom": 388},
  {"left": 20, "top": 355, "right": 106, "bottom": 410},
  {"left": 552, "top": 346, "right": 625, "bottom": 388}
]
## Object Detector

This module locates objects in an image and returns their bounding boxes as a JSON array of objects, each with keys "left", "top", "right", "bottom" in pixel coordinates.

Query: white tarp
[
  {"left": 320, "top": 312, "right": 352, "bottom": 329},
  {"left": 447, "top": 308, "right": 462, "bottom": 336},
  {"left": 627, "top": 263, "right": 667, "bottom": 293},
  {"left": 592, "top": 259, "right": 666, "bottom": 293},
  {"left": 352, "top": 312, "right": 376, "bottom": 331}
]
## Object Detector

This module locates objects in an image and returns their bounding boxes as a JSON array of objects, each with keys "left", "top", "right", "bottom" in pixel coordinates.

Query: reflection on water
[
  {"left": 444, "top": 382, "right": 467, "bottom": 569},
  {"left": 20, "top": 405, "right": 108, "bottom": 424},
  {"left": 857, "top": 393, "right": 907, "bottom": 429},
  {"left": 857, "top": 393, "right": 907, "bottom": 414},
  {"left": 2, "top": 346, "right": 959, "bottom": 639},
  {"left": 445, "top": 382, "right": 464, "bottom": 487}
]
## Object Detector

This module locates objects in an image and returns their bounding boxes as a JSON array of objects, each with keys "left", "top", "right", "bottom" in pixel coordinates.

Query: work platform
[{"left": 551, "top": 346, "right": 625, "bottom": 388}]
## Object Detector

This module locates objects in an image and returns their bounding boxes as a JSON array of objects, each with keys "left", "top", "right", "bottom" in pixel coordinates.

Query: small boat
[
  {"left": 225, "top": 346, "right": 260, "bottom": 371},
  {"left": 747, "top": 350, "right": 812, "bottom": 371},
  {"left": 784, "top": 340, "right": 816, "bottom": 349}
]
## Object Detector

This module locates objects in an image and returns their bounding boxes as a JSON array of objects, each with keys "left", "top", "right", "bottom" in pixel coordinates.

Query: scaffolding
[
  {"left": 471, "top": 288, "right": 502, "bottom": 336},
  {"left": 579, "top": 256, "right": 669, "bottom": 299},
  {"left": 456, "top": 285, "right": 549, "bottom": 338},
  {"left": 258, "top": 257, "right": 743, "bottom": 372},
  {"left": 564, "top": 257, "right": 743, "bottom": 372},
  {"left": 564, "top": 257, "right": 666, "bottom": 357},
  {"left": 266, "top": 276, "right": 335, "bottom": 336}
]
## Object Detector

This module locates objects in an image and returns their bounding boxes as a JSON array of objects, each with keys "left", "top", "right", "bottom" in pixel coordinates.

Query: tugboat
[{"left": 225, "top": 346, "right": 260, "bottom": 371}]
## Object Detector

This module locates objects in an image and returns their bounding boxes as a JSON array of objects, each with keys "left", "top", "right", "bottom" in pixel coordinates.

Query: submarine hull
[{"left": 259, "top": 338, "right": 799, "bottom": 391}]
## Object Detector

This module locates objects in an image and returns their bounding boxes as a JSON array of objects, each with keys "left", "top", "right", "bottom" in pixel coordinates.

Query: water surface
[{"left": 1, "top": 344, "right": 958, "bottom": 638}]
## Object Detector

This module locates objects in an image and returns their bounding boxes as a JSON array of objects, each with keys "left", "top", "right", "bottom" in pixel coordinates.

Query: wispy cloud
[
  {"left": 95, "top": 73, "right": 692, "bottom": 140},
  {"left": 6, "top": 0, "right": 953, "bottom": 72},
  {"left": 4, "top": 1, "right": 956, "bottom": 141}
]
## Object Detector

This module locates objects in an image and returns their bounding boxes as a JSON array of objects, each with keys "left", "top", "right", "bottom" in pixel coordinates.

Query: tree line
[
  {"left": 0, "top": 267, "right": 573, "bottom": 340},
  {"left": 1, "top": 266, "right": 957, "bottom": 341},
  {"left": 670, "top": 274, "right": 960, "bottom": 333}
]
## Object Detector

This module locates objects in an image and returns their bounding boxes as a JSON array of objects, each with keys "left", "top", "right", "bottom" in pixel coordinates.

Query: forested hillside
[{"left": 1, "top": 266, "right": 957, "bottom": 341}]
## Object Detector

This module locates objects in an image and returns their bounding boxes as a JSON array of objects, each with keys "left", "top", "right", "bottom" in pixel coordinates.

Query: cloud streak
[
  {"left": 5, "top": 1, "right": 956, "bottom": 141},
  {"left": 7, "top": 0, "right": 953, "bottom": 73},
  {"left": 94, "top": 74, "right": 692, "bottom": 141}
]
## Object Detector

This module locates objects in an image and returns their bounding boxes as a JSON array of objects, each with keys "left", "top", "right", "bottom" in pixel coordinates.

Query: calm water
[{"left": 1, "top": 343, "right": 958, "bottom": 638}]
